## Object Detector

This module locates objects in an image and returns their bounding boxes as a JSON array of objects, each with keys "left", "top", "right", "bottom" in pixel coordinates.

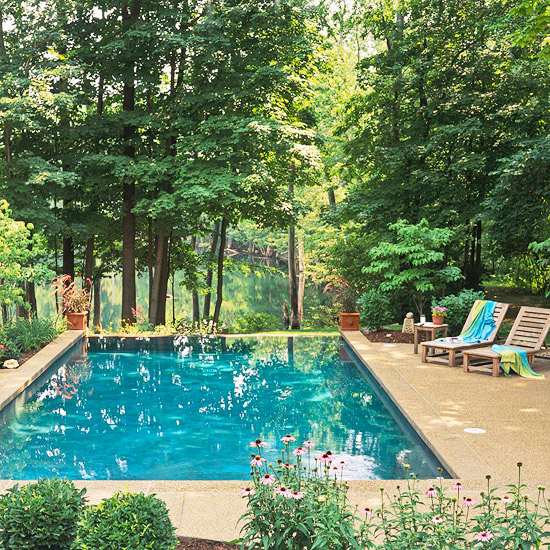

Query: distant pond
[{"left": 36, "top": 266, "right": 327, "bottom": 330}]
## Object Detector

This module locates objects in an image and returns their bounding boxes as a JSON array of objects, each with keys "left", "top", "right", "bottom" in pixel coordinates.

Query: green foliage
[
  {"left": 432, "top": 289, "right": 485, "bottom": 333},
  {"left": 358, "top": 289, "right": 395, "bottom": 331},
  {"left": 0, "top": 317, "right": 64, "bottom": 361},
  {"left": 0, "top": 479, "right": 86, "bottom": 550},
  {"left": 74, "top": 492, "right": 177, "bottom": 550},
  {"left": 362, "top": 219, "right": 462, "bottom": 317},
  {"left": 241, "top": 445, "right": 363, "bottom": 549},
  {"left": 228, "top": 312, "right": 281, "bottom": 334},
  {"left": 0, "top": 201, "right": 53, "bottom": 309},
  {"left": 241, "top": 442, "right": 549, "bottom": 548}
]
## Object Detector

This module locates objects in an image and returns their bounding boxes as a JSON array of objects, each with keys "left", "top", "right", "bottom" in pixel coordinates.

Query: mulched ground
[
  {"left": 362, "top": 329, "right": 413, "bottom": 344},
  {"left": 177, "top": 537, "right": 234, "bottom": 549}
]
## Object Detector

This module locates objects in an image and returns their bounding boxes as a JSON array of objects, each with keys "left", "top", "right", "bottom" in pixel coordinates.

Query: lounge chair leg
[
  {"left": 421, "top": 345, "right": 428, "bottom": 363},
  {"left": 492, "top": 358, "right": 500, "bottom": 377},
  {"left": 463, "top": 354, "right": 470, "bottom": 373},
  {"left": 449, "top": 350, "right": 456, "bottom": 368}
]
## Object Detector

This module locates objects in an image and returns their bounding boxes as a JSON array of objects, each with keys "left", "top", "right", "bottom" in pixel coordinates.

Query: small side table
[{"left": 414, "top": 323, "right": 448, "bottom": 354}]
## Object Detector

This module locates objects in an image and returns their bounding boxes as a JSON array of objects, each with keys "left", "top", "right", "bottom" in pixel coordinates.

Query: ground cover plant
[
  {"left": 0, "top": 317, "right": 64, "bottom": 362},
  {"left": 239, "top": 438, "right": 550, "bottom": 549}
]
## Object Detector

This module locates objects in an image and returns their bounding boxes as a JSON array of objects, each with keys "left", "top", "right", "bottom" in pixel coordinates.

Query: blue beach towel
[
  {"left": 492, "top": 345, "right": 544, "bottom": 379},
  {"left": 434, "top": 300, "right": 497, "bottom": 344}
]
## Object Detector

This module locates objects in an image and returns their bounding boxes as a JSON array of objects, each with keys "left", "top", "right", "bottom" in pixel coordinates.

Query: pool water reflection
[{"left": 0, "top": 336, "right": 446, "bottom": 480}]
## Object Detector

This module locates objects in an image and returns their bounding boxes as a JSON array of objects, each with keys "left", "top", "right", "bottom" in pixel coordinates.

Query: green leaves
[{"left": 362, "top": 219, "right": 462, "bottom": 316}]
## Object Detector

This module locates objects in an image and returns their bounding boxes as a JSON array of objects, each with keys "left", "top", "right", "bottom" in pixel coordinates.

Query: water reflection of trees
[{"left": 0, "top": 337, "right": 440, "bottom": 479}]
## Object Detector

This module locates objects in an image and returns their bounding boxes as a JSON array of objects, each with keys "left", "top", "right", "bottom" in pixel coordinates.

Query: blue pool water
[{"left": 0, "top": 336, "right": 446, "bottom": 480}]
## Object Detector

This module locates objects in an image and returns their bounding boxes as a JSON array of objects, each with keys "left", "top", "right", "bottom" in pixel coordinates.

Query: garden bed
[
  {"left": 362, "top": 329, "right": 413, "bottom": 344},
  {"left": 177, "top": 537, "right": 234, "bottom": 549}
]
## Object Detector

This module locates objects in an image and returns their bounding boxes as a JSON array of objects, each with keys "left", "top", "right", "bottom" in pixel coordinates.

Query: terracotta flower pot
[
  {"left": 66, "top": 312, "right": 88, "bottom": 330},
  {"left": 339, "top": 312, "right": 360, "bottom": 331},
  {"left": 432, "top": 315, "right": 444, "bottom": 326}
]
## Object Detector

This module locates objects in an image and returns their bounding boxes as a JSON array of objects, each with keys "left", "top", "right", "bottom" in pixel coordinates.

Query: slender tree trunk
[
  {"left": 288, "top": 224, "right": 300, "bottom": 329},
  {"left": 93, "top": 277, "right": 101, "bottom": 330},
  {"left": 83, "top": 237, "right": 95, "bottom": 325},
  {"left": 157, "top": 234, "right": 171, "bottom": 325},
  {"left": 297, "top": 237, "right": 305, "bottom": 324},
  {"left": 171, "top": 271, "right": 176, "bottom": 324},
  {"left": 0, "top": 12, "right": 11, "bottom": 181},
  {"left": 26, "top": 282, "right": 37, "bottom": 318},
  {"left": 327, "top": 188, "right": 336, "bottom": 207},
  {"left": 191, "top": 236, "right": 200, "bottom": 323},
  {"left": 474, "top": 220, "right": 482, "bottom": 288},
  {"left": 147, "top": 220, "right": 154, "bottom": 306},
  {"left": 63, "top": 236, "right": 75, "bottom": 279},
  {"left": 288, "top": 180, "right": 300, "bottom": 329},
  {"left": 203, "top": 222, "right": 220, "bottom": 319},
  {"left": 213, "top": 218, "right": 228, "bottom": 325},
  {"left": 120, "top": 0, "right": 141, "bottom": 324},
  {"left": 149, "top": 232, "right": 169, "bottom": 325}
]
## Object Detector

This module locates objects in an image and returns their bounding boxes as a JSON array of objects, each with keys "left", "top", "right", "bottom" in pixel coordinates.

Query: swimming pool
[{"left": 0, "top": 336, "right": 446, "bottom": 480}]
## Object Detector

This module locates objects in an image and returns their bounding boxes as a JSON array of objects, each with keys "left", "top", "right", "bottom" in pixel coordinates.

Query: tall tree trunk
[
  {"left": 203, "top": 222, "right": 220, "bottom": 319},
  {"left": 213, "top": 218, "right": 228, "bottom": 326},
  {"left": 288, "top": 182, "right": 300, "bottom": 329},
  {"left": 191, "top": 236, "right": 200, "bottom": 323},
  {"left": 0, "top": 11, "right": 11, "bottom": 180},
  {"left": 63, "top": 236, "right": 75, "bottom": 279},
  {"left": 26, "top": 282, "right": 37, "bottom": 318},
  {"left": 93, "top": 277, "right": 101, "bottom": 330},
  {"left": 120, "top": 0, "right": 141, "bottom": 324},
  {"left": 327, "top": 188, "right": 336, "bottom": 207},
  {"left": 297, "top": 237, "right": 305, "bottom": 324},
  {"left": 147, "top": 220, "right": 154, "bottom": 306},
  {"left": 84, "top": 237, "right": 94, "bottom": 325},
  {"left": 149, "top": 232, "right": 169, "bottom": 325},
  {"left": 157, "top": 234, "right": 171, "bottom": 325}
]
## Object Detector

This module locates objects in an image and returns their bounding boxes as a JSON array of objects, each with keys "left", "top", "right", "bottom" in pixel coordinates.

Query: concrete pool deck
[{"left": 1, "top": 330, "right": 550, "bottom": 540}]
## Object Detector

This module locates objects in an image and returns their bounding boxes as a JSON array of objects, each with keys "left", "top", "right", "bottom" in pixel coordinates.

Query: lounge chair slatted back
[
  {"left": 460, "top": 300, "right": 507, "bottom": 340},
  {"left": 505, "top": 307, "right": 550, "bottom": 350}
]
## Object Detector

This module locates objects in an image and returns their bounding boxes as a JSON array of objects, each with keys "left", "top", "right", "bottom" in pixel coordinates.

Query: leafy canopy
[{"left": 363, "top": 219, "right": 462, "bottom": 315}]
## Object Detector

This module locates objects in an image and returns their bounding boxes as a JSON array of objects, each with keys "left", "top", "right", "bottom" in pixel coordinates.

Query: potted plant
[
  {"left": 52, "top": 275, "right": 91, "bottom": 330},
  {"left": 431, "top": 305, "right": 448, "bottom": 326},
  {"left": 326, "top": 280, "right": 360, "bottom": 331}
]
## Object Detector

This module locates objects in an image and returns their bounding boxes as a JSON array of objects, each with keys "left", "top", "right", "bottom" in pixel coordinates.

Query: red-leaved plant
[{"left": 52, "top": 275, "right": 91, "bottom": 314}]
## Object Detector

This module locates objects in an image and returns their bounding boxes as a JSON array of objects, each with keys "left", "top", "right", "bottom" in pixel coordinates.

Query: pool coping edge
[
  {"left": 0, "top": 330, "right": 84, "bottom": 413},
  {"left": 340, "top": 331, "right": 491, "bottom": 480}
]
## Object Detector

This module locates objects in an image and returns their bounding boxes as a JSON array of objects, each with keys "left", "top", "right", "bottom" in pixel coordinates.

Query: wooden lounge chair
[
  {"left": 420, "top": 301, "right": 509, "bottom": 368},
  {"left": 463, "top": 306, "right": 550, "bottom": 377}
]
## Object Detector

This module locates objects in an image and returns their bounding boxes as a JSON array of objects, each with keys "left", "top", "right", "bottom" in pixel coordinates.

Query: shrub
[
  {"left": 0, "top": 317, "right": 63, "bottom": 361},
  {"left": 432, "top": 289, "right": 485, "bottom": 333},
  {"left": 0, "top": 479, "right": 86, "bottom": 550},
  {"left": 229, "top": 312, "right": 280, "bottom": 334},
  {"left": 74, "top": 492, "right": 177, "bottom": 550},
  {"left": 358, "top": 289, "right": 394, "bottom": 331}
]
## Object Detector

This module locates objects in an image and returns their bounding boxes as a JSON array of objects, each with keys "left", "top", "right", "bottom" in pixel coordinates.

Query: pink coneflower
[
  {"left": 425, "top": 487, "right": 436, "bottom": 498},
  {"left": 250, "top": 455, "right": 266, "bottom": 468},
  {"left": 474, "top": 530, "right": 494, "bottom": 542},
  {"left": 275, "top": 486, "right": 290, "bottom": 497},
  {"left": 291, "top": 490, "right": 304, "bottom": 500},
  {"left": 281, "top": 462, "right": 294, "bottom": 470},
  {"left": 364, "top": 507, "right": 373, "bottom": 520},
  {"left": 431, "top": 515, "right": 443, "bottom": 524},
  {"left": 293, "top": 447, "right": 305, "bottom": 457},
  {"left": 240, "top": 487, "right": 255, "bottom": 497},
  {"left": 463, "top": 497, "right": 475, "bottom": 507},
  {"left": 260, "top": 474, "right": 275, "bottom": 485},
  {"left": 453, "top": 481, "right": 462, "bottom": 491},
  {"left": 502, "top": 495, "right": 511, "bottom": 504},
  {"left": 303, "top": 440, "right": 314, "bottom": 449},
  {"left": 281, "top": 434, "right": 296, "bottom": 444},
  {"left": 249, "top": 439, "right": 267, "bottom": 448},
  {"left": 318, "top": 452, "right": 333, "bottom": 464}
]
